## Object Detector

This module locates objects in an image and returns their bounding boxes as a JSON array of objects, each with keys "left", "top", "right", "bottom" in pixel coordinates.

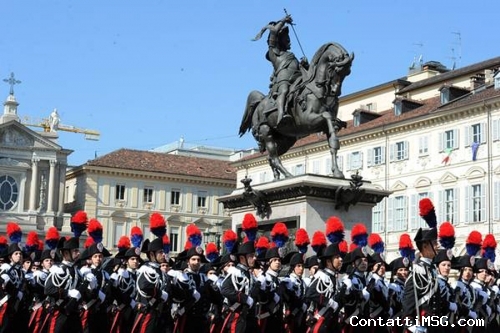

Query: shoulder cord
[
  {"left": 136, "top": 269, "right": 160, "bottom": 298},
  {"left": 315, "top": 275, "right": 334, "bottom": 298},
  {"left": 230, "top": 273, "right": 249, "bottom": 293},
  {"left": 49, "top": 266, "right": 71, "bottom": 289}
]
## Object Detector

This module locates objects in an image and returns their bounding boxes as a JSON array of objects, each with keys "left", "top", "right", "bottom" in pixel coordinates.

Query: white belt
[{"left": 0, "top": 295, "right": 9, "bottom": 307}]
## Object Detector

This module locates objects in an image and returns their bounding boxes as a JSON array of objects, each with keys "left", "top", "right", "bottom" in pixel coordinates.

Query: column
[
  {"left": 29, "top": 158, "right": 39, "bottom": 211},
  {"left": 57, "top": 162, "right": 67, "bottom": 215},
  {"left": 47, "top": 159, "right": 56, "bottom": 213}
]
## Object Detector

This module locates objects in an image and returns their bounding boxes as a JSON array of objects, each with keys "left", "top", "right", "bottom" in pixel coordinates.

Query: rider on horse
[{"left": 253, "top": 15, "right": 308, "bottom": 127}]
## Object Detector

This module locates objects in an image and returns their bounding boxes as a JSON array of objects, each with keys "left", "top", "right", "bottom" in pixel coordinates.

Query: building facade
[
  {"left": 0, "top": 90, "right": 72, "bottom": 233},
  {"left": 232, "top": 57, "right": 500, "bottom": 263},
  {"left": 65, "top": 148, "right": 236, "bottom": 254}
]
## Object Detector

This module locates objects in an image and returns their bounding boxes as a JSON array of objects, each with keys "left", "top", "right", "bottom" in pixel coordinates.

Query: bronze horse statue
[{"left": 239, "top": 42, "right": 354, "bottom": 180}]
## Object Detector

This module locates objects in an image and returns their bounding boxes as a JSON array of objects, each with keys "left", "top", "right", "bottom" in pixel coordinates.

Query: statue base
[{"left": 218, "top": 174, "right": 391, "bottom": 245}]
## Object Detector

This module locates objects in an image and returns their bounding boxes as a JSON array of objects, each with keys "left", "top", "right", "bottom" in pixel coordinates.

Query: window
[
  {"left": 495, "top": 75, "right": 500, "bottom": 90},
  {"left": 410, "top": 193, "right": 431, "bottom": 230},
  {"left": 387, "top": 196, "right": 407, "bottom": 231},
  {"left": 419, "top": 136, "right": 429, "bottom": 156},
  {"left": 367, "top": 146, "right": 385, "bottom": 166},
  {"left": 347, "top": 151, "right": 363, "bottom": 170},
  {"left": 312, "top": 160, "right": 321, "bottom": 174},
  {"left": 372, "top": 200, "right": 385, "bottom": 232},
  {"left": 353, "top": 113, "right": 360, "bottom": 127},
  {"left": 439, "top": 189, "right": 459, "bottom": 224},
  {"left": 114, "top": 222, "right": 125, "bottom": 248},
  {"left": 495, "top": 182, "right": 500, "bottom": 220},
  {"left": 293, "top": 164, "right": 305, "bottom": 175},
  {"left": 0, "top": 175, "right": 18, "bottom": 210},
  {"left": 439, "top": 130, "right": 458, "bottom": 152},
  {"left": 143, "top": 186, "right": 154, "bottom": 203},
  {"left": 325, "top": 158, "right": 332, "bottom": 175},
  {"left": 465, "top": 123, "right": 485, "bottom": 147},
  {"left": 170, "top": 227, "right": 179, "bottom": 252},
  {"left": 171, "top": 189, "right": 181, "bottom": 205},
  {"left": 390, "top": 141, "right": 408, "bottom": 161},
  {"left": 493, "top": 119, "right": 500, "bottom": 142},
  {"left": 115, "top": 184, "right": 125, "bottom": 201},
  {"left": 197, "top": 191, "right": 208, "bottom": 208},
  {"left": 394, "top": 102, "right": 402, "bottom": 116},
  {"left": 466, "top": 184, "right": 485, "bottom": 223}
]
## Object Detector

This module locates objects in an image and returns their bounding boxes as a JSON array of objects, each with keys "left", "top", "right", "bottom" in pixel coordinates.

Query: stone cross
[{"left": 3, "top": 72, "right": 21, "bottom": 95}]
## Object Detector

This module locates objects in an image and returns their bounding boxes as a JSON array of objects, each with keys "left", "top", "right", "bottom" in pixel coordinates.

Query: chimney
[{"left": 470, "top": 73, "right": 485, "bottom": 90}]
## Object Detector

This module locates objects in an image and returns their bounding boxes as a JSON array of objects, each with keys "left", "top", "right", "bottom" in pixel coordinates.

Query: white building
[{"left": 232, "top": 57, "right": 500, "bottom": 263}]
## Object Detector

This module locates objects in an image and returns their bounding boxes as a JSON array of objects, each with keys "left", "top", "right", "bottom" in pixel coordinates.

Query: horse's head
[{"left": 326, "top": 51, "right": 355, "bottom": 97}]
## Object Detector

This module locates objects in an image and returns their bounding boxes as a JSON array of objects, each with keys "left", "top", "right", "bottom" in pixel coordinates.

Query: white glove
[
  {"left": 327, "top": 298, "right": 339, "bottom": 311},
  {"left": 33, "top": 270, "right": 47, "bottom": 280},
  {"left": 49, "top": 265, "right": 64, "bottom": 275},
  {"left": 273, "top": 293, "right": 280, "bottom": 304},
  {"left": 207, "top": 274, "right": 218, "bottom": 283},
  {"left": 85, "top": 273, "right": 97, "bottom": 290},
  {"left": 119, "top": 268, "right": 129, "bottom": 279},
  {"left": 167, "top": 270, "right": 188, "bottom": 282},
  {"left": 449, "top": 302, "right": 457, "bottom": 312},
  {"left": 192, "top": 289, "right": 200, "bottom": 302},
  {"left": 17, "top": 291, "right": 23, "bottom": 300},
  {"left": 246, "top": 296, "right": 254, "bottom": 308},
  {"left": 130, "top": 299, "right": 137, "bottom": 309},
  {"left": 68, "top": 289, "right": 81, "bottom": 300},
  {"left": 468, "top": 310, "right": 478, "bottom": 319},
  {"left": 80, "top": 266, "right": 92, "bottom": 276},
  {"left": 161, "top": 290, "right": 169, "bottom": 302},
  {"left": 362, "top": 288, "right": 370, "bottom": 301},
  {"left": 1, "top": 274, "right": 10, "bottom": 284},
  {"left": 98, "top": 290, "right": 106, "bottom": 303},
  {"left": 343, "top": 279, "right": 353, "bottom": 290},
  {"left": 257, "top": 274, "right": 266, "bottom": 290},
  {"left": 109, "top": 273, "right": 119, "bottom": 286}
]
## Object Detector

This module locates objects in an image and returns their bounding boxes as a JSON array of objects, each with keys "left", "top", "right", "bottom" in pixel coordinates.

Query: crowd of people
[{"left": 0, "top": 199, "right": 499, "bottom": 333}]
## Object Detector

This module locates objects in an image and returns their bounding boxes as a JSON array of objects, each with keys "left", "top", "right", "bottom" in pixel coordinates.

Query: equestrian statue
[{"left": 239, "top": 14, "right": 354, "bottom": 180}]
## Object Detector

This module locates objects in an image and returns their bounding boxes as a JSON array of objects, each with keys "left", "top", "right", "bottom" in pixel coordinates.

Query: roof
[
  {"left": 398, "top": 56, "right": 500, "bottom": 94},
  {"left": 86, "top": 148, "right": 236, "bottom": 181}
]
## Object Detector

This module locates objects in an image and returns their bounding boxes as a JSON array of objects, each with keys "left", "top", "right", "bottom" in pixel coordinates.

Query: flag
[
  {"left": 471, "top": 142, "right": 480, "bottom": 161},
  {"left": 441, "top": 147, "right": 453, "bottom": 165}
]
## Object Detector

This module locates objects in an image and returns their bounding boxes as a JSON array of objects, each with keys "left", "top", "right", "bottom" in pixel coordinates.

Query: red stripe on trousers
[
  {"left": 140, "top": 313, "right": 151, "bottom": 333},
  {"left": 230, "top": 312, "right": 240, "bottom": 333}
]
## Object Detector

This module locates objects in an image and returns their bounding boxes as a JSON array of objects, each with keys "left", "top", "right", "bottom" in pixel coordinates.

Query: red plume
[
  {"left": 6, "top": 222, "right": 22, "bottom": 243},
  {"left": 222, "top": 229, "right": 237, "bottom": 253},
  {"left": 483, "top": 234, "right": 497, "bottom": 249},
  {"left": 438, "top": 222, "right": 455, "bottom": 249},
  {"left": 72, "top": 211, "right": 88, "bottom": 223},
  {"left": 84, "top": 236, "right": 95, "bottom": 249},
  {"left": 184, "top": 240, "right": 193, "bottom": 250},
  {"left": 255, "top": 236, "right": 270, "bottom": 250},
  {"left": 242, "top": 213, "right": 258, "bottom": 242},
  {"left": 349, "top": 242, "right": 358, "bottom": 252},
  {"left": 294, "top": 229, "right": 310, "bottom": 248},
  {"left": 87, "top": 218, "right": 103, "bottom": 243},
  {"left": 186, "top": 224, "right": 202, "bottom": 247},
  {"left": 270, "top": 222, "right": 289, "bottom": 248},
  {"left": 311, "top": 231, "right": 327, "bottom": 255},
  {"left": 25, "top": 231, "right": 40, "bottom": 252},
  {"left": 150, "top": 212, "right": 166, "bottom": 238},
  {"left": 117, "top": 236, "right": 131, "bottom": 250},
  {"left": 206, "top": 242, "right": 218, "bottom": 255},
  {"left": 351, "top": 223, "right": 368, "bottom": 247},
  {"left": 339, "top": 240, "right": 348, "bottom": 254},
  {"left": 325, "top": 216, "right": 345, "bottom": 243},
  {"left": 368, "top": 233, "right": 384, "bottom": 254}
]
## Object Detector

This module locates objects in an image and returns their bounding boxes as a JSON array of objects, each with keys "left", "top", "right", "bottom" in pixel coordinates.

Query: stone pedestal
[{"left": 218, "top": 174, "right": 391, "bottom": 242}]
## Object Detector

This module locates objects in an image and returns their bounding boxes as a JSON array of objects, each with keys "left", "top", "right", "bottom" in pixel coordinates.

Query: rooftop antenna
[{"left": 451, "top": 32, "right": 462, "bottom": 69}]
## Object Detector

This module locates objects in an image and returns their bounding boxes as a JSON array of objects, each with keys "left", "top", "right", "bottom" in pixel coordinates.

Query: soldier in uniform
[
  {"left": 402, "top": 225, "right": 439, "bottom": 333},
  {"left": 254, "top": 246, "right": 283, "bottom": 332},
  {"left": 220, "top": 241, "right": 259, "bottom": 333},
  {"left": 131, "top": 238, "right": 169, "bottom": 333},
  {"left": 27, "top": 249, "right": 54, "bottom": 333},
  {"left": 304, "top": 242, "right": 342, "bottom": 333},
  {"left": 44, "top": 236, "right": 85, "bottom": 333},
  {"left": 470, "top": 258, "right": 493, "bottom": 333},
  {"left": 367, "top": 251, "right": 391, "bottom": 332},
  {"left": 0, "top": 241, "right": 26, "bottom": 333},
  {"left": 281, "top": 252, "right": 307, "bottom": 333},
  {"left": 388, "top": 257, "right": 410, "bottom": 333},
  {"left": 433, "top": 250, "right": 458, "bottom": 323},
  {"left": 303, "top": 255, "right": 319, "bottom": 287},
  {"left": 451, "top": 255, "right": 478, "bottom": 333}
]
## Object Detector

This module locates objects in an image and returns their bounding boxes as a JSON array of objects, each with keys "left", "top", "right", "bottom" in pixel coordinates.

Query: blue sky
[{"left": 2, "top": 0, "right": 499, "bottom": 166}]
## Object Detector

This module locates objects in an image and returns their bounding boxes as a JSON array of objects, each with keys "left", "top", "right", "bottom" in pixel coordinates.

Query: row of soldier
[{"left": 0, "top": 200, "right": 500, "bottom": 333}]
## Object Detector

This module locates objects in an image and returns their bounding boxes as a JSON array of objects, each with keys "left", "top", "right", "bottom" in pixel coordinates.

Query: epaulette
[{"left": 226, "top": 266, "right": 243, "bottom": 278}]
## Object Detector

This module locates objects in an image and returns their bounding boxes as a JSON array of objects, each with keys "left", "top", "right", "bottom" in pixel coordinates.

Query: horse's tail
[{"left": 239, "top": 90, "right": 265, "bottom": 137}]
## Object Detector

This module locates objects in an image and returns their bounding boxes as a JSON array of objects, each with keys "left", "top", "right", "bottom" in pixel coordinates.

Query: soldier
[
  {"left": 44, "top": 236, "right": 85, "bottom": 333},
  {"left": 402, "top": 225, "right": 439, "bottom": 333},
  {"left": 0, "top": 240, "right": 26, "bottom": 333},
  {"left": 304, "top": 242, "right": 342, "bottom": 333},
  {"left": 433, "top": 250, "right": 458, "bottom": 320},
  {"left": 220, "top": 240, "right": 259, "bottom": 333},
  {"left": 451, "top": 255, "right": 479, "bottom": 333},
  {"left": 79, "top": 242, "right": 111, "bottom": 333},
  {"left": 27, "top": 249, "right": 54, "bottom": 333},
  {"left": 131, "top": 237, "right": 169, "bottom": 333},
  {"left": 470, "top": 258, "right": 492, "bottom": 333},
  {"left": 281, "top": 251, "right": 307, "bottom": 333},
  {"left": 388, "top": 256, "right": 410, "bottom": 333},
  {"left": 303, "top": 255, "right": 319, "bottom": 287}
]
